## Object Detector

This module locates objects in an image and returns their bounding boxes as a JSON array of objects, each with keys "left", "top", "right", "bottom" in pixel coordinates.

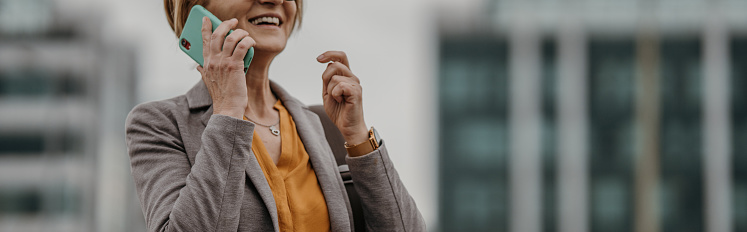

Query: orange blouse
[{"left": 247, "top": 100, "right": 331, "bottom": 232}]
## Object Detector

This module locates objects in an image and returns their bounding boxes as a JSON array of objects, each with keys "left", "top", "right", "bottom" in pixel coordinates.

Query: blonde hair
[{"left": 164, "top": 0, "right": 303, "bottom": 37}]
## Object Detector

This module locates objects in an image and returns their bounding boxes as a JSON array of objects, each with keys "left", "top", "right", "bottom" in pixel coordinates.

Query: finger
[
  {"left": 322, "top": 62, "right": 355, "bottom": 80},
  {"left": 201, "top": 17, "right": 212, "bottom": 61},
  {"left": 210, "top": 18, "right": 238, "bottom": 55},
  {"left": 321, "top": 62, "right": 357, "bottom": 93},
  {"left": 222, "top": 29, "right": 249, "bottom": 57},
  {"left": 316, "top": 51, "right": 350, "bottom": 68},
  {"left": 325, "top": 75, "right": 343, "bottom": 99},
  {"left": 330, "top": 82, "right": 360, "bottom": 103},
  {"left": 326, "top": 75, "right": 357, "bottom": 99},
  {"left": 330, "top": 82, "right": 346, "bottom": 103},
  {"left": 196, "top": 65, "right": 204, "bottom": 73},
  {"left": 232, "top": 35, "right": 256, "bottom": 60}
]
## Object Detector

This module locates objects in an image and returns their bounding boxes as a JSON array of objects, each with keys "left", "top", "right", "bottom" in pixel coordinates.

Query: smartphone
[{"left": 179, "top": 5, "right": 253, "bottom": 71}]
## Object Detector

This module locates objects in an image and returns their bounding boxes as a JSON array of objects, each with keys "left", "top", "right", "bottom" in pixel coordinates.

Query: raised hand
[
  {"left": 197, "top": 17, "right": 255, "bottom": 119},
  {"left": 317, "top": 51, "right": 369, "bottom": 145}
]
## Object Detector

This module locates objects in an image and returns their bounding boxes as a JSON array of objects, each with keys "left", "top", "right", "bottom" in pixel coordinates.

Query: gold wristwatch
[{"left": 344, "top": 127, "right": 381, "bottom": 157}]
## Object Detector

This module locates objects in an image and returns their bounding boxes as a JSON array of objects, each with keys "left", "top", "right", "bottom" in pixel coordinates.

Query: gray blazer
[{"left": 125, "top": 81, "right": 425, "bottom": 232}]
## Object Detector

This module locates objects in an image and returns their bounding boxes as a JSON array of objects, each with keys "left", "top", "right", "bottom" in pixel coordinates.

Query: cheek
[
  {"left": 284, "top": 11, "right": 297, "bottom": 33},
  {"left": 285, "top": 4, "right": 297, "bottom": 24}
]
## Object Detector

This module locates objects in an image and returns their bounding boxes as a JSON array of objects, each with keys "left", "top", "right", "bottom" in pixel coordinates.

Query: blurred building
[
  {"left": 0, "top": 0, "right": 143, "bottom": 231},
  {"left": 3, "top": 0, "right": 747, "bottom": 232},
  {"left": 437, "top": 0, "right": 746, "bottom": 232}
]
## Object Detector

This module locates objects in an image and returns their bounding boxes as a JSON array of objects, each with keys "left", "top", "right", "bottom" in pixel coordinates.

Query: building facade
[
  {"left": 437, "top": 0, "right": 747, "bottom": 232},
  {"left": 0, "top": 0, "right": 143, "bottom": 231}
]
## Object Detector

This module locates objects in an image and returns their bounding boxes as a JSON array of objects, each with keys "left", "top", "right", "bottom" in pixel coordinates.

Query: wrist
[
  {"left": 213, "top": 106, "right": 245, "bottom": 119},
  {"left": 344, "top": 126, "right": 381, "bottom": 157},
  {"left": 342, "top": 125, "right": 369, "bottom": 145}
]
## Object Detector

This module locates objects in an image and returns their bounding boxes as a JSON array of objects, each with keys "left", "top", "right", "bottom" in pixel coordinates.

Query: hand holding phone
[
  {"left": 181, "top": 5, "right": 254, "bottom": 119},
  {"left": 179, "top": 5, "right": 254, "bottom": 71}
]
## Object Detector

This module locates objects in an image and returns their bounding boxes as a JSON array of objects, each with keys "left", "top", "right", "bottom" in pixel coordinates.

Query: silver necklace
[{"left": 244, "top": 116, "right": 280, "bottom": 136}]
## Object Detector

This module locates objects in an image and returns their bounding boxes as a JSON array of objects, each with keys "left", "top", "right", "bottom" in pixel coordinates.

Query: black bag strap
[{"left": 308, "top": 105, "right": 366, "bottom": 232}]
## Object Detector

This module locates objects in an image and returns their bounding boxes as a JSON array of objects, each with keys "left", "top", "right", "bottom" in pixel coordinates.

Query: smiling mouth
[{"left": 249, "top": 16, "right": 282, "bottom": 26}]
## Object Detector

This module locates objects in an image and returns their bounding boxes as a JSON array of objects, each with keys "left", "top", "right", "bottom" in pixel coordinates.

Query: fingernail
[
  {"left": 317, "top": 54, "right": 325, "bottom": 60},
  {"left": 203, "top": 17, "right": 208, "bottom": 23}
]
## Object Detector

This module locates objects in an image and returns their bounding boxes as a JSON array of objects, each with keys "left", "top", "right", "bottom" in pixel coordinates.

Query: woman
[{"left": 125, "top": 0, "right": 425, "bottom": 231}]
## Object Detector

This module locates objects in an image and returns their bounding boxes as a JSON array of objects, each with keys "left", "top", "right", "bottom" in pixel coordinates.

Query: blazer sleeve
[
  {"left": 345, "top": 141, "right": 427, "bottom": 231},
  {"left": 125, "top": 102, "right": 253, "bottom": 232}
]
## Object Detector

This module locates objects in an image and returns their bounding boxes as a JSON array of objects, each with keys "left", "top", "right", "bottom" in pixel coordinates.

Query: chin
[
  {"left": 253, "top": 43, "right": 287, "bottom": 54},
  {"left": 252, "top": 37, "right": 288, "bottom": 54}
]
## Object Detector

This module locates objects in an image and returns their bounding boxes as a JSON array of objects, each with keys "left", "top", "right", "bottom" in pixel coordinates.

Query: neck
[{"left": 243, "top": 53, "right": 278, "bottom": 120}]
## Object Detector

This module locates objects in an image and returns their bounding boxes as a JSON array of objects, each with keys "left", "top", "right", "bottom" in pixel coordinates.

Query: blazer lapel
[
  {"left": 244, "top": 151, "right": 281, "bottom": 232},
  {"left": 184, "top": 81, "right": 214, "bottom": 127},
  {"left": 184, "top": 81, "right": 281, "bottom": 232},
  {"left": 271, "top": 81, "right": 354, "bottom": 232},
  {"left": 184, "top": 82, "right": 212, "bottom": 165}
]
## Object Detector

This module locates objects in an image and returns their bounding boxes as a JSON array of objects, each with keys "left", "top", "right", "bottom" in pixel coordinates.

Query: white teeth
[{"left": 250, "top": 17, "right": 280, "bottom": 26}]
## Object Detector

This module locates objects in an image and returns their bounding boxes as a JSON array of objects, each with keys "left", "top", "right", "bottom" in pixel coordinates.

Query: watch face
[{"left": 371, "top": 127, "right": 381, "bottom": 147}]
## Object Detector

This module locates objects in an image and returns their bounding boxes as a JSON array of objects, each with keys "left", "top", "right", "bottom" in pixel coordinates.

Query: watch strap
[{"left": 345, "top": 127, "right": 379, "bottom": 157}]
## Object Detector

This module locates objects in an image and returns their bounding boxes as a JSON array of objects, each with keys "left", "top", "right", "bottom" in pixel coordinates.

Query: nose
[{"left": 258, "top": 0, "right": 283, "bottom": 5}]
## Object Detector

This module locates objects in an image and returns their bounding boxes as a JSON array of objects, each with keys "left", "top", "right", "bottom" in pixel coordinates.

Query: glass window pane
[
  {"left": 541, "top": 40, "right": 557, "bottom": 232},
  {"left": 0, "top": 133, "right": 44, "bottom": 154},
  {"left": 588, "top": 39, "right": 635, "bottom": 232},
  {"left": 0, "top": 186, "right": 81, "bottom": 216},
  {"left": 0, "top": 69, "right": 52, "bottom": 96},
  {"left": 0, "top": 188, "right": 42, "bottom": 215},
  {"left": 439, "top": 37, "right": 509, "bottom": 231},
  {"left": 450, "top": 178, "right": 507, "bottom": 230},
  {"left": 659, "top": 38, "right": 703, "bottom": 232},
  {"left": 451, "top": 119, "right": 507, "bottom": 167},
  {"left": 0, "top": 131, "right": 83, "bottom": 155},
  {"left": 731, "top": 37, "right": 747, "bottom": 232},
  {"left": 0, "top": 69, "right": 85, "bottom": 97}
]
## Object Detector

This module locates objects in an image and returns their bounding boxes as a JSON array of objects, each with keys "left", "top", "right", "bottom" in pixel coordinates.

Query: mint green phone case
[{"left": 179, "top": 5, "right": 253, "bottom": 70}]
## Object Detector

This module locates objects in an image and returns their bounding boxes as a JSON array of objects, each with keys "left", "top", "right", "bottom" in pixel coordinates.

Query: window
[
  {"left": 0, "top": 188, "right": 41, "bottom": 215},
  {"left": 0, "top": 69, "right": 85, "bottom": 97},
  {"left": 0, "top": 69, "right": 52, "bottom": 96},
  {"left": 439, "top": 37, "right": 509, "bottom": 231},
  {"left": 0, "top": 133, "right": 44, "bottom": 154},
  {"left": 0, "top": 131, "right": 83, "bottom": 156},
  {"left": 659, "top": 38, "right": 703, "bottom": 232},
  {"left": 0, "top": 186, "right": 81, "bottom": 216},
  {"left": 541, "top": 40, "right": 558, "bottom": 232},
  {"left": 588, "top": 39, "right": 635, "bottom": 232},
  {"left": 731, "top": 37, "right": 747, "bottom": 232}
]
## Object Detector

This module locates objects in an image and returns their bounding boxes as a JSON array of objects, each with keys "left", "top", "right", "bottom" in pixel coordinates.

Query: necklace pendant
[{"left": 269, "top": 125, "right": 280, "bottom": 136}]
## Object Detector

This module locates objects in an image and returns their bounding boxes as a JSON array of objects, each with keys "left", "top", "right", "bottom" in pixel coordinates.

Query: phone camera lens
[{"left": 181, "top": 39, "right": 191, "bottom": 50}]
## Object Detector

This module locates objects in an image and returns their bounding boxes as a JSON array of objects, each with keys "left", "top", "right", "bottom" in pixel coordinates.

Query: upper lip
[{"left": 248, "top": 13, "right": 284, "bottom": 25}]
